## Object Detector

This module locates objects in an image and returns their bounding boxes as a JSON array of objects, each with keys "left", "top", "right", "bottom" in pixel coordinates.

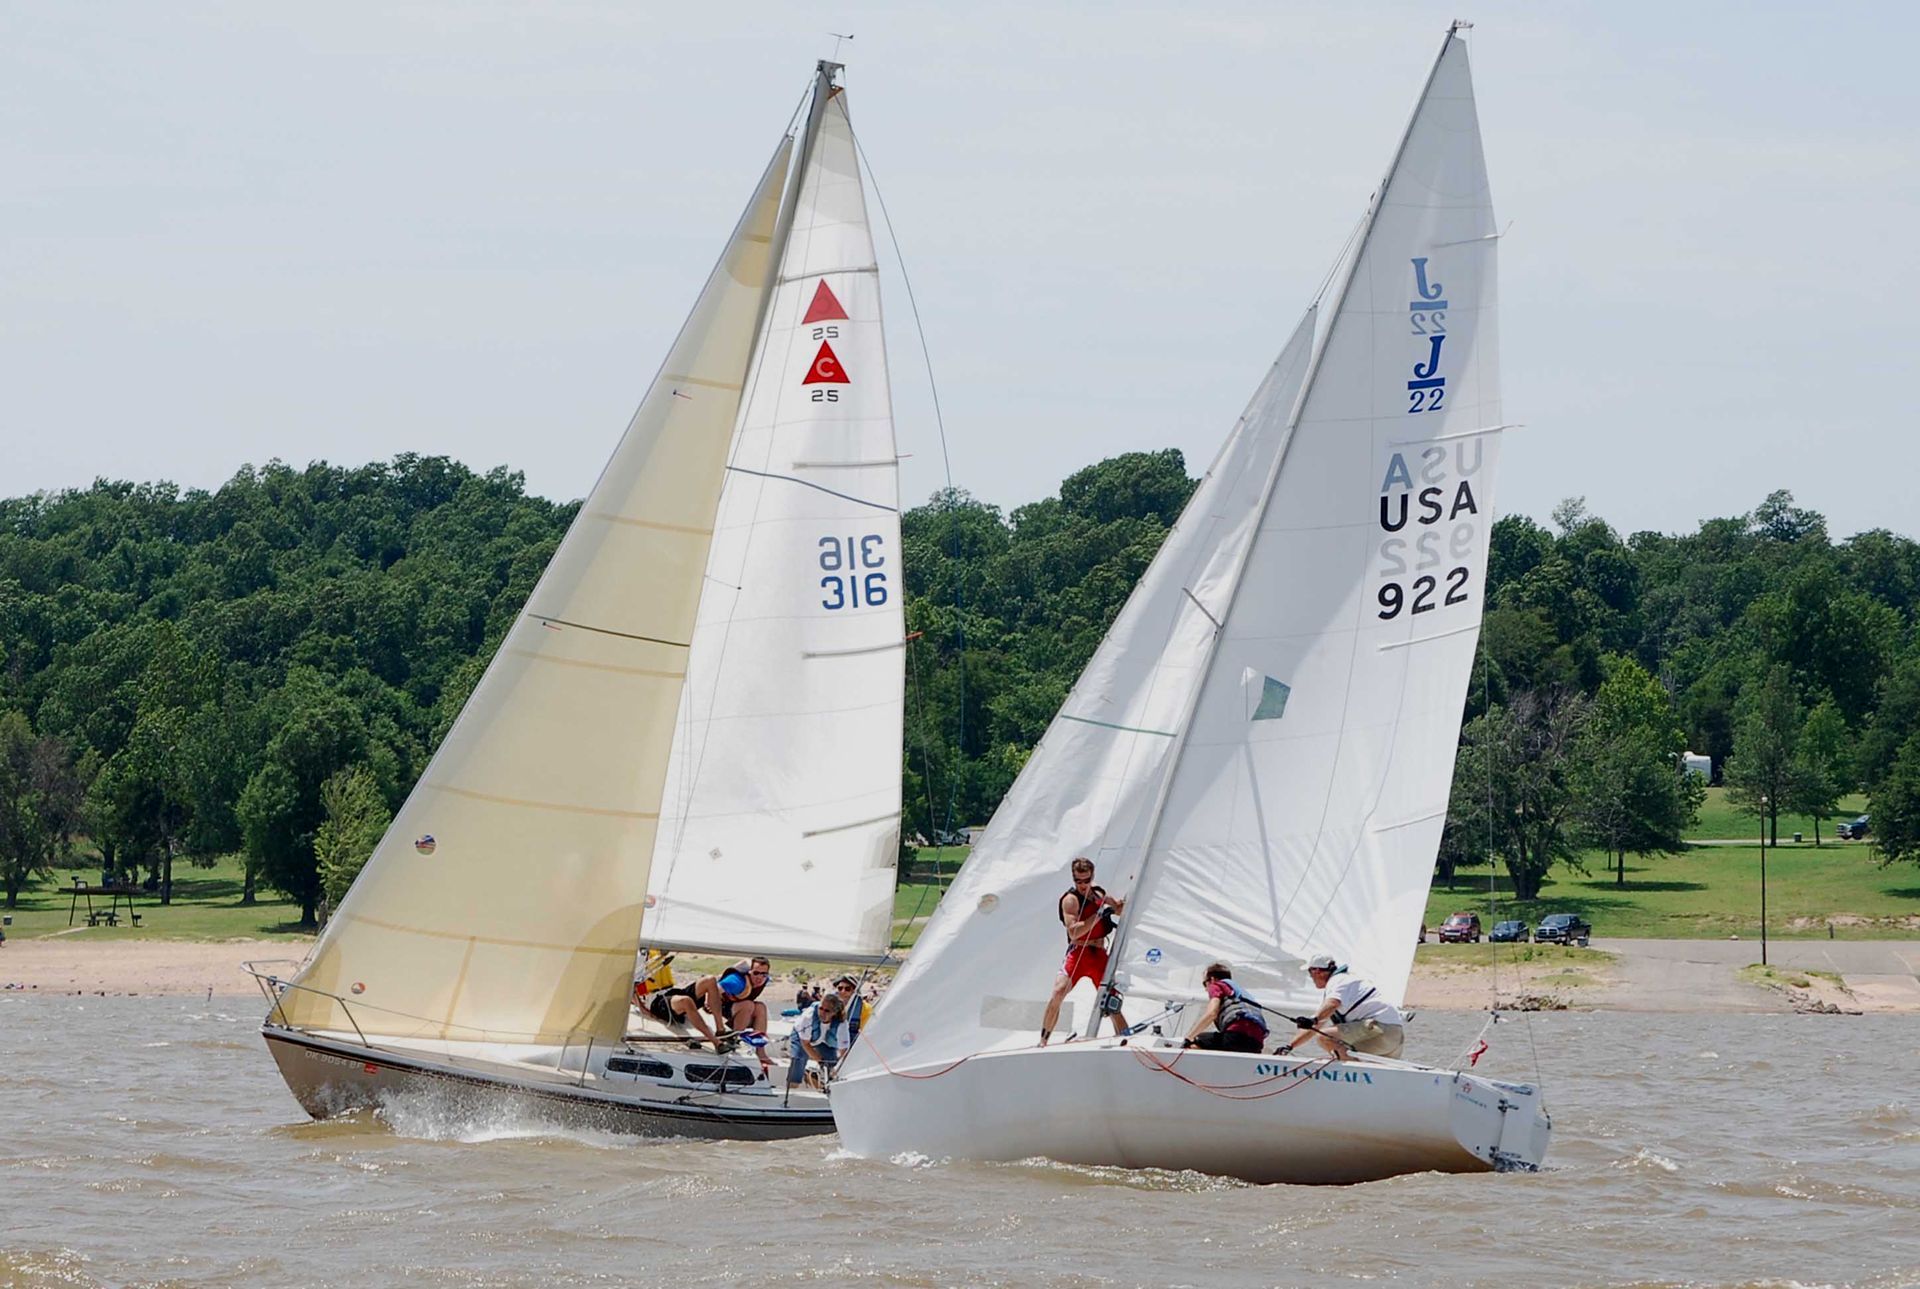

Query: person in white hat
[{"left": 1280, "top": 954, "right": 1405, "bottom": 1060}]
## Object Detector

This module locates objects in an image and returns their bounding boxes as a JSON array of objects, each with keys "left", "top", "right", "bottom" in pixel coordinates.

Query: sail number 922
[
  {"left": 1378, "top": 568, "right": 1469, "bottom": 618},
  {"left": 819, "top": 534, "right": 888, "bottom": 610}
]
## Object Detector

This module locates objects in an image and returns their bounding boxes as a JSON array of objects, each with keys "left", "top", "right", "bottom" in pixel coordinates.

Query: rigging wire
[{"left": 847, "top": 116, "right": 971, "bottom": 971}]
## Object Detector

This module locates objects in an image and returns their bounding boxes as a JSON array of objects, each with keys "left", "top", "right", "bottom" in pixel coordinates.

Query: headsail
[
  {"left": 645, "top": 79, "right": 905, "bottom": 961},
  {"left": 842, "top": 27, "right": 1498, "bottom": 1076},
  {"left": 837, "top": 308, "right": 1320, "bottom": 1074},
  {"left": 280, "top": 138, "right": 796, "bottom": 1046}
]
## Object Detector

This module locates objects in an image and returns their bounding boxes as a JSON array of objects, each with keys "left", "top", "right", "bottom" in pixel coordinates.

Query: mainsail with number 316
[{"left": 253, "top": 60, "right": 902, "bottom": 1140}]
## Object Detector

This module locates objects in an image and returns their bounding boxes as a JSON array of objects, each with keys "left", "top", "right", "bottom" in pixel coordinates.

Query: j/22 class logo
[{"left": 1406, "top": 257, "right": 1448, "bottom": 414}]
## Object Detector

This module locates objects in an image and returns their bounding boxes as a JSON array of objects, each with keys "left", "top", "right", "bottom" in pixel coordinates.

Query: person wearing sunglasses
[
  {"left": 831, "top": 975, "right": 867, "bottom": 1046},
  {"left": 711, "top": 956, "right": 773, "bottom": 1039},
  {"left": 785, "top": 993, "right": 845, "bottom": 1091},
  {"left": 1039, "top": 857, "right": 1129, "bottom": 1045}
]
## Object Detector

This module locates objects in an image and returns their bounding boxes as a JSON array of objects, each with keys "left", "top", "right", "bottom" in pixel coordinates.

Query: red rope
[
  {"left": 864, "top": 1038, "right": 978, "bottom": 1080},
  {"left": 865, "top": 1034, "right": 1339, "bottom": 1097},
  {"left": 1129, "top": 1045, "right": 1339, "bottom": 1101}
]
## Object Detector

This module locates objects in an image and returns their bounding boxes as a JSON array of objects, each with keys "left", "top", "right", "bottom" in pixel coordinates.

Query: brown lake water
[{"left": 1, "top": 996, "right": 1916, "bottom": 1288}]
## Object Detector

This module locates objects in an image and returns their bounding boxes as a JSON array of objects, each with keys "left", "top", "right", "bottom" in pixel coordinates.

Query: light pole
[{"left": 1759, "top": 794, "right": 1769, "bottom": 966}]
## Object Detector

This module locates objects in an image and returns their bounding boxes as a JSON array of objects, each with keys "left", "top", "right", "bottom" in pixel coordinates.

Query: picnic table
[{"left": 66, "top": 884, "right": 144, "bottom": 928}]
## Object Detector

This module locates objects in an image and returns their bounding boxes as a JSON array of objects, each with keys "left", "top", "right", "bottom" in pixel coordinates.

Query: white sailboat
[
  {"left": 252, "top": 60, "right": 904, "bottom": 1140},
  {"left": 832, "top": 27, "right": 1552, "bottom": 1183}
]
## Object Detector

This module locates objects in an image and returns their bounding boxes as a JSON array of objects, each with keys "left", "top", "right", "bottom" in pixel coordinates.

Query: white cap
[{"left": 1305, "top": 954, "right": 1338, "bottom": 972}]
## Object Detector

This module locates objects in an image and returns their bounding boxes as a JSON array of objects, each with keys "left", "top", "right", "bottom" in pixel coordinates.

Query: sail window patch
[{"left": 1243, "top": 670, "right": 1292, "bottom": 721}]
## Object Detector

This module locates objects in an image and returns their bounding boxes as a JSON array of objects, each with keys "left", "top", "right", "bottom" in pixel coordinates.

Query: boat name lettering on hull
[{"left": 1254, "top": 1063, "right": 1374, "bottom": 1084}]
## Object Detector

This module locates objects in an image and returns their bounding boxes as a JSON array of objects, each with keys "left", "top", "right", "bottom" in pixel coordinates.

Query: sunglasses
[
  {"left": 749, "top": 970, "right": 769, "bottom": 978},
  {"left": 835, "top": 984, "right": 855, "bottom": 992}
]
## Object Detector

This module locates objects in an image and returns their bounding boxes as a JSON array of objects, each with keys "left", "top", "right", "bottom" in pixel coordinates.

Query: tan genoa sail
[{"left": 279, "top": 139, "right": 790, "bottom": 1046}]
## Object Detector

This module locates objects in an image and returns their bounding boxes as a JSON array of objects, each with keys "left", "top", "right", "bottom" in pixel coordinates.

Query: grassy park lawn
[
  {"left": 10, "top": 809, "right": 1909, "bottom": 953},
  {"left": 2, "top": 852, "right": 309, "bottom": 942},
  {"left": 1427, "top": 838, "right": 1919, "bottom": 941},
  {"left": 1689, "top": 785, "right": 1868, "bottom": 842}
]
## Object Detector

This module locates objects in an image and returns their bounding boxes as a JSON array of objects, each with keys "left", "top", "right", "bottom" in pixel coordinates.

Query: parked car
[
  {"left": 1437, "top": 912, "right": 1482, "bottom": 943},
  {"left": 1837, "top": 815, "right": 1871, "bottom": 841},
  {"left": 1534, "top": 913, "right": 1592, "bottom": 946},
  {"left": 1489, "top": 919, "right": 1530, "bottom": 943}
]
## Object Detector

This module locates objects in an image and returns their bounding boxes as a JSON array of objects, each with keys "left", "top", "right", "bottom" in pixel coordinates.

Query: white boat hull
[
  {"left": 832, "top": 1038, "right": 1550, "bottom": 1184},
  {"left": 263, "top": 1024, "right": 834, "bottom": 1141}
]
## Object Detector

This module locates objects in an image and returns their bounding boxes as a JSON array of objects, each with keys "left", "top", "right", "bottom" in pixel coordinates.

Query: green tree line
[{"left": 1, "top": 452, "right": 1917, "bottom": 922}]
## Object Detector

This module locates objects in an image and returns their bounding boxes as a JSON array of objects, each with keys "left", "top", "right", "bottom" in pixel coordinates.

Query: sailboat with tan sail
[{"left": 249, "top": 60, "right": 906, "bottom": 1140}]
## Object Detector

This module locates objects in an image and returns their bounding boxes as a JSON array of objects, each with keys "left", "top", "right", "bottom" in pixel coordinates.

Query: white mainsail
[
  {"left": 1113, "top": 33, "right": 1498, "bottom": 1016},
  {"left": 281, "top": 139, "right": 795, "bottom": 1046},
  {"left": 644, "top": 85, "right": 905, "bottom": 962},
  {"left": 842, "top": 29, "right": 1498, "bottom": 1076}
]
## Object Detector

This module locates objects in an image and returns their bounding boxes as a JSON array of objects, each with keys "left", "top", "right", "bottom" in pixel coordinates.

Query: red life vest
[{"left": 1060, "top": 886, "right": 1117, "bottom": 946}]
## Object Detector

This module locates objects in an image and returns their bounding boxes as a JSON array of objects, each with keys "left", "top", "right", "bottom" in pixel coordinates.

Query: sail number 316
[{"left": 819, "top": 534, "right": 887, "bottom": 610}]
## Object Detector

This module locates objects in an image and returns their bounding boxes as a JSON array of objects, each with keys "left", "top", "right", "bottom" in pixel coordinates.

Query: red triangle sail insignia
[
  {"left": 802, "top": 341, "right": 850, "bottom": 385},
  {"left": 801, "top": 279, "right": 849, "bottom": 324}
]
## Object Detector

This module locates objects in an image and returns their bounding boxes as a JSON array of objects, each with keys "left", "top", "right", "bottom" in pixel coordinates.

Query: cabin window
[
  {"left": 683, "top": 1063, "right": 756, "bottom": 1088},
  {"left": 607, "top": 1055, "right": 674, "bottom": 1079}
]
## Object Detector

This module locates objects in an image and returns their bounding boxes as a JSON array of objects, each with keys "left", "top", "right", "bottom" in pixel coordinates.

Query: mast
[
  {"left": 750, "top": 60, "right": 841, "bottom": 352},
  {"left": 1087, "top": 27, "right": 1466, "bottom": 1033}
]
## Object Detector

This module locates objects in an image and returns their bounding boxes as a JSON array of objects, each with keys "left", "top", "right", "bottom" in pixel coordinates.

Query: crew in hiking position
[
  {"left": 1039, "top": 857, "right": 1129, "bottom": 1045},
  {"left": 1281, "top": 954, "right": 1405, "bottom": 1060}
]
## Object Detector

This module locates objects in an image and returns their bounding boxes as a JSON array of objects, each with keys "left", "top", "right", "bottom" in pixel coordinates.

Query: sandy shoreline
[
  {"left": 0, "top": 939, "right": 298, "bottom": 999},
  {"left": 4, "top": 937, "right": 1917, "bottom": 1014}
]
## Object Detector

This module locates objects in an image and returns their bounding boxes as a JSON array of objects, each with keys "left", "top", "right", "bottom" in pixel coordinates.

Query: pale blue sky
[{"left": 3, "top": 2, "right": 1915, "bottom": 539}]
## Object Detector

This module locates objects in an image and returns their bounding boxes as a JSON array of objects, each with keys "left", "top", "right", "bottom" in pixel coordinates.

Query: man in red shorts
[{"left": 1039, "top": 857, "right": 1129, "bottom": 1045}]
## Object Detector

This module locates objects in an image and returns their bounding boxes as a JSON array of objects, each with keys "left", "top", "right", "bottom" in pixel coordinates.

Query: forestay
[
  {"left": 645, "top": 86, "right": 905, "bottom": 961},
  {"left": 839, "top": 309, "right": 1319, "bottom": 1076},
  {"left": 281, "top": 140, "right": 794, "bottom": 1046}
]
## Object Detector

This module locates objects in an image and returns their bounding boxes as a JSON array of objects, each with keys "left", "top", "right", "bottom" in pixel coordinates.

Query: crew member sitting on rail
[
  {"left": 645, "top": 956, "right": 771, "bottom": 1058},
  {"left": 706, "top": 956, "right": 772, "bottom": 1037},
  {"left": 1182, "top": 962, "right": 1270, "bottom": 1053}
]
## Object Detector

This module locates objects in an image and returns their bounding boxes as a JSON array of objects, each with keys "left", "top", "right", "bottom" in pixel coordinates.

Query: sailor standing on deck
[{"left": 1039, "top": 857, "right": 1129, "bottom": 1045}]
